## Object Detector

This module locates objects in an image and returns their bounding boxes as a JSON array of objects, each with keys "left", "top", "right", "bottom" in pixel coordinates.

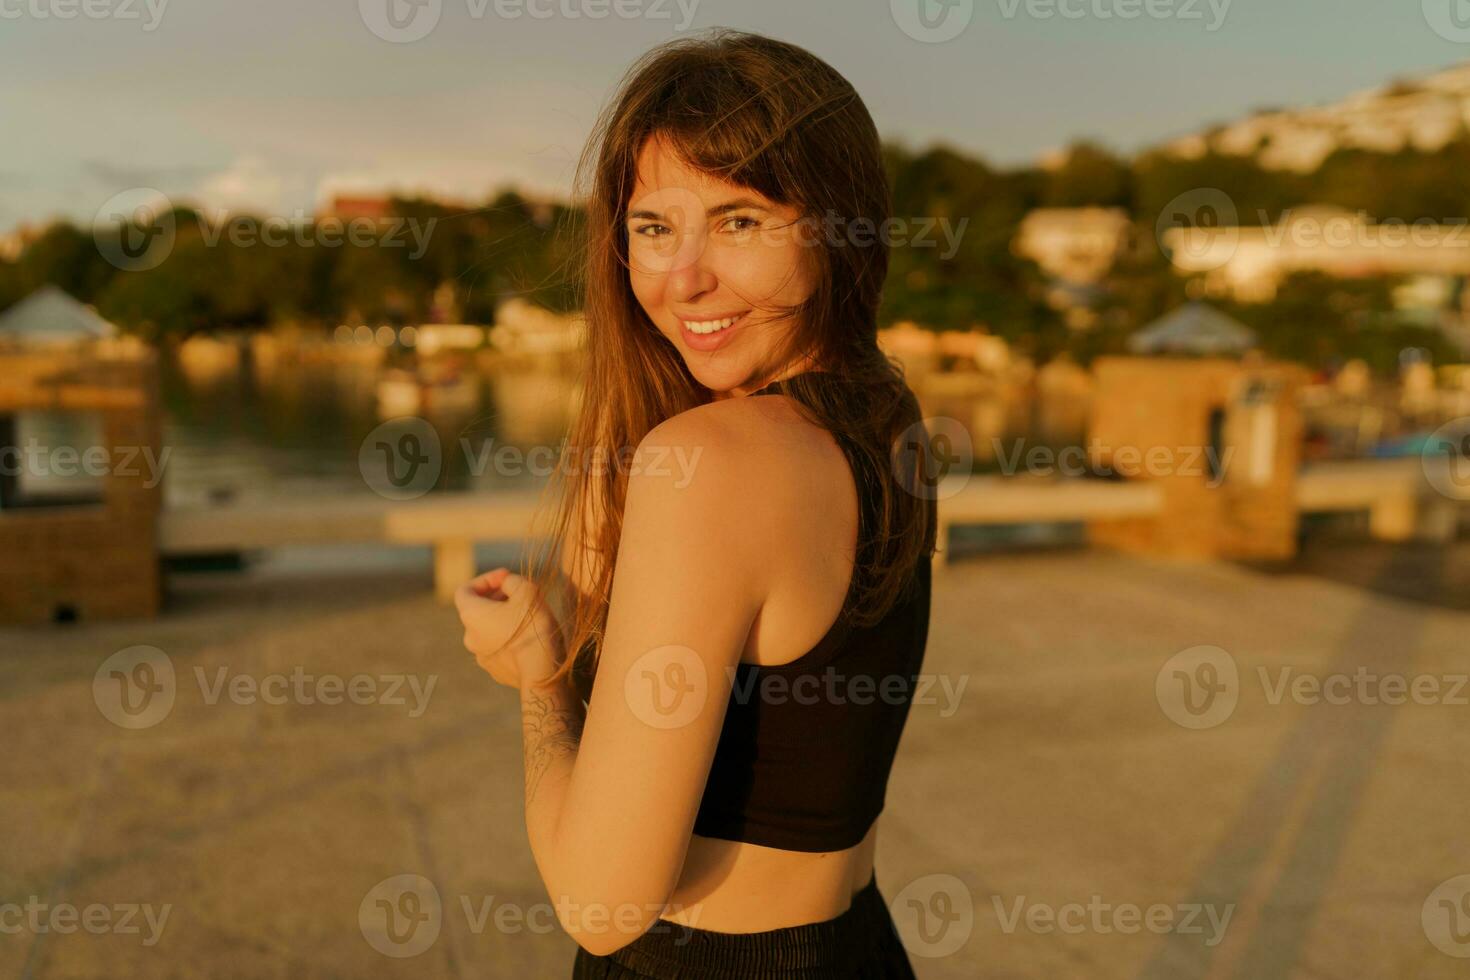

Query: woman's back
[{"left": 569, "top": 376, "right": 933, "bottom": 932}]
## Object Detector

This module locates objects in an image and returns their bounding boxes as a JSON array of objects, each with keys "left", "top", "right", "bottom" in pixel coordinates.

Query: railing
[{"left": 156, "top": 458, "right": 1464, "bottom": 600}]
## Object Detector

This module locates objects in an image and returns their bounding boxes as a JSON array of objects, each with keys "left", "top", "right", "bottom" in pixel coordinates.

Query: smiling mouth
[{"left": 680, "top": 312, "right": 749, "bottom": 336}]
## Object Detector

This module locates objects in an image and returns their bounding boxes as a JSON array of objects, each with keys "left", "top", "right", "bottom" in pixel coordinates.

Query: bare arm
[{"left": 517, "top": 410, "right": 767, "bottom": 956}]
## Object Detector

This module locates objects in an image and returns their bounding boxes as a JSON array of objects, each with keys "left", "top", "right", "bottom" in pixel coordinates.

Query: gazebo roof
[
  {"left": 1128, "top": 301, "right": 1256, "bottom": 356},
  {"left": 0, "top": 286, "right": 118, "bottom": 344}
]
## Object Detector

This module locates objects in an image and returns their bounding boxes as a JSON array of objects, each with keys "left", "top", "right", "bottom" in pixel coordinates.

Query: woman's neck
[{"left": 711, "top": 359, "right": 827, "bottom": 401}]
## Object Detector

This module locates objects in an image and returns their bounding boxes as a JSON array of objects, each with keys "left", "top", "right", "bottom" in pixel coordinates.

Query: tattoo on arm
[{"left": 521, "top": 684, "right": 584, "bottom": 804}]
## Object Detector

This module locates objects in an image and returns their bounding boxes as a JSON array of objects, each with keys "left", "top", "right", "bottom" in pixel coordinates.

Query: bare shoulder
[
  {"left": 639, "top": 393, "right": 846, "bottom": 500},
  {"left": 560, "top": 396, "right": 835, "bottom": 600},
  {"left": 635, "top": 394, "right": 855, "bottom": 574}
]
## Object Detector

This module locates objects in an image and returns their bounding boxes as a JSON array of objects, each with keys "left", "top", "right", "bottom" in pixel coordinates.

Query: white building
[
  {"left": 1162, "top": 206, "right": 1470, "bottom": 303},
  {"left": 1161, "top": 63, "right": 1470, "bottom": 173},
  {"left": 0, "top": 286, "right": 119, "bottom": 349},
  {"left": 1013, "top": 207, "right": 1132, "bottom": 286}
]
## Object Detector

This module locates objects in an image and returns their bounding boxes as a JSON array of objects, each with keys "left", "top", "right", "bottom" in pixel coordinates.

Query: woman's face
[{"left": 625, "top": 135, "right": 817, "bottom": 397}]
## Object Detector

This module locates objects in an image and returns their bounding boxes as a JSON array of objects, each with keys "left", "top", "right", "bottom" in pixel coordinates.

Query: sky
[{"left": 1, "top": 0, "right": 1467, "bottom": 231}]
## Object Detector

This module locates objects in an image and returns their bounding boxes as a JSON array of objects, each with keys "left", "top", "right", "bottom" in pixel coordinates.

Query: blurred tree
[
  {"left": 1226, "top": 272, "right": 1458, "bottom": 372},
  {"left": 0, "top": 134, "right": 1462, "bottom": 370},
  {"left": 880, "top": 142, "right": 1056, "bottom": 341},
  {"left": 12, "top": 222, "right": 117, "bottom": 303},
  {"left": 1133, "top": 149, "right": 1307, "bottom": 226},
  {"left": 1042, "top": 141, "right": 1132, "bottom": 209}
]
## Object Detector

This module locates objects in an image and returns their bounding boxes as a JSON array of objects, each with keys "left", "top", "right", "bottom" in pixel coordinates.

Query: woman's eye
[
  {"left": 632, "top": 223, "right": 671, "bottom": 237},
  {"left": 723, "top": 216, "right": 759, "bottom": 233}
]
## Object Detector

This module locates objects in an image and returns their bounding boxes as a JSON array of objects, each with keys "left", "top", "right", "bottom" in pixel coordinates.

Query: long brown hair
[{"left": 516, "top": 29, "right": 937, "bottom": 687}]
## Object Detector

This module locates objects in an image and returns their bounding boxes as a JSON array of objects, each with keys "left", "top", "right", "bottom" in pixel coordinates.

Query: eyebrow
[{"left": 626, "top": 197, "right": 772, "bottom": 221}]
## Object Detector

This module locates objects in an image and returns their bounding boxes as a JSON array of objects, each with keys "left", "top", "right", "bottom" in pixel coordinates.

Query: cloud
[
  {"left": 194, "top": 156, "right": 299, "bottom": 216},
  {"left": 82, "top": 160, "right": 219, "bottom": 191}
]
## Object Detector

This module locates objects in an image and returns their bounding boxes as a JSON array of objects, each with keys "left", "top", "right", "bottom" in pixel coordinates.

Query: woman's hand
[{"left": 454, "top": 568, "right": 564, "bottom": 689}]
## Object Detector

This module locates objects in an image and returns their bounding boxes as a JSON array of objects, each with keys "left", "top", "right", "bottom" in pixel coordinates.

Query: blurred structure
[
  {"left": 877, "top": 321, "right": 940, "bottom": 378},
  {"left": 487, "top": 299, "right": 584, "bottom": 358},
  {"left": 0, "top": 221, "right": 43, "bottom": 262},
  {"left": 1086, "top": 357, "right": 1307, "bottom": 559},
  {"left": 0, "top": 347, "right": 163, "bottom": 624},
  {"left": 1161, "top": 63, "right": 1470, "bottom": 171},
  {"left": 414, "top": 324, "right": 486, "bottom": 355},
  {"left": 1034, "top": 354, "right": 1094, "bottom": 445},
  {"left": 1014, "top": 207, "right": 1131, "bottom": 285},
  {"left": 316, "top": 194, "right": 394, "bottom": 222},
  {"left": 1013, "top": 207, "right": 1131, "bottom": 328},
  {"left": 1128, "top": 301, "right": 1257, "bottom": 356},
  {"left": 0, "top": 286, "right": 119, "bottom": 350},
  {"left": 1162, "top": 206, "right": 1470, "bottom": 304},
  {"left": 174, "top": 335, "right": 243, "bottom": 388},
  {"left": 1399, "top": 357, "right": 1439, "bottom": 422}
]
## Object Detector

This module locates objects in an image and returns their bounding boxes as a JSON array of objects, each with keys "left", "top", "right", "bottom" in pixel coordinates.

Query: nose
[{"left": 664, "top": 235, "right": 717, "bottom": 305}]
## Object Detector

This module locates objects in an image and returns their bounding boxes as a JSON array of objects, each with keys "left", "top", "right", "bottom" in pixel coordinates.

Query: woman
[{"left": 455, "top": 29, "right": 937, "bottom": 978}]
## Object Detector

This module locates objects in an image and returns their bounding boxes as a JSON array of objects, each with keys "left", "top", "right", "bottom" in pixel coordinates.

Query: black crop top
[{"left": 571, "top": 371, "right": 934, "bottom": 853}]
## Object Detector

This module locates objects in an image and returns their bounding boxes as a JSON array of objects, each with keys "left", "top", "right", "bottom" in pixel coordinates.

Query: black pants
[{"left": 570, "top": 873, "right": 917, "bottom": 979}]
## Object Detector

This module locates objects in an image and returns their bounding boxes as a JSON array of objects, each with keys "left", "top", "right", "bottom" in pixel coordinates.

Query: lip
[{"left": 678, "top": 311, "right": 749, "bottom": 353}]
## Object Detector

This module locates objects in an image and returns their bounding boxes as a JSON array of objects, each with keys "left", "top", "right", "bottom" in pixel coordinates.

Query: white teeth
[{"left": 684, "top": 315, "right": 742, "bottom": 335}]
